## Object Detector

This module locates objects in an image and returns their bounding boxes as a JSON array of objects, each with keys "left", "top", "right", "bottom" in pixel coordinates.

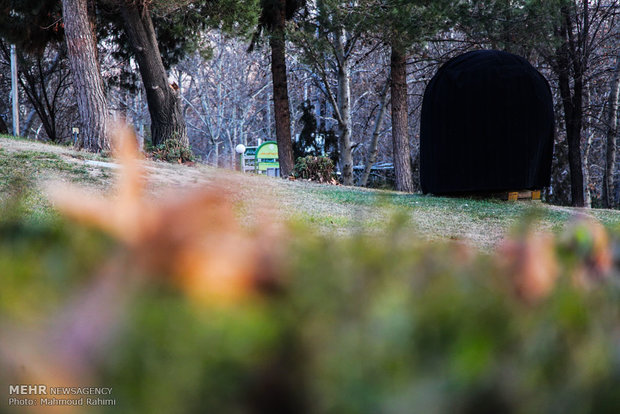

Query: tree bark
[
  {"left": 390, "top": 44, "right": 414, "bottom": 193},
  {"left": 359, "top": 79, "right": 389, "bottom": 187},
  {"left": 268, "top": 0, "right": 294, "bottom": 177},
  {"left": 559, "top": 75, "right": 585, "bottom": 208},
  {"left": 335, "top": 27, "right": 353, "bottom": 186},
  {"left": 583, "top": 85, "right": 593, "bottom": 207},
  {"left": 603, "top": 54, "right": 620, "bottom": 208},
  {"left": 555, "top": 8, "right": 585, "bottom": 207},
  {"left": 0, "top": 115, "right": 8, "bottom": 134},
  {"left": 22, "top": 108, "right": 37, "bottom": 137},
  {"left": 119, "top": 2, "right": 188, "bottom": 147},
  {"left": 61, "top": 0, "right": 109, "bottom": 151}
]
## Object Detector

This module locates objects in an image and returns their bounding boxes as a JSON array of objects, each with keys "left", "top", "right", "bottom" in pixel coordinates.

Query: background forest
[{"left": 1, "top": 0, "right": 620, "bottom": 207}]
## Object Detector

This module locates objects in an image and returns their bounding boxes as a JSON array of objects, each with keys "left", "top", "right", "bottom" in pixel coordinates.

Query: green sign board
[{"left": 255, "top": 141, "right": 279, "bottom": 175}]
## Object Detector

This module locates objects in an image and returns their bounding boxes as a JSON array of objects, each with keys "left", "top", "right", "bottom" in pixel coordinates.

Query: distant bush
[
  {"left": 151, "top": 139, "right": 194, "bottom": 163},
  {"left": 294, "top": 155, "right": 334, "bottom": 183}
]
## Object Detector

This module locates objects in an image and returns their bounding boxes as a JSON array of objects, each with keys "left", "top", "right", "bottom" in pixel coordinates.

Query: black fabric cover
[{"left": 420, "top": 50, "right": 554, "bottom": 194}]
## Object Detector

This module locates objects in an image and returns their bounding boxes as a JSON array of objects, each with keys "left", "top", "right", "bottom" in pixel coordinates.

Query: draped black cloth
[{"left": 420, "top": 50, "right": 554, "bottom": 194}]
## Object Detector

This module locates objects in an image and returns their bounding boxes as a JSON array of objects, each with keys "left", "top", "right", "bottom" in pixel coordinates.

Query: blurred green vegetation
[
  {"left": 0, "top": 180, "right": 114, "bottom": 322},
  {"left": 1, "top": 179, "right": 620, "bottom": 414},
  {"left": 294, "top": 156, "right": 335, "bottom": 183},
  {"left": 151, "top": 139, "right": 195, "bottom": 164}
]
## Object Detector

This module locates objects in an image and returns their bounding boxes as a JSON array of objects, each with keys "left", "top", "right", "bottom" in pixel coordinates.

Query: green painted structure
[
  {"left": 255, "top": 141, "right": 279, "bottom": 176},
  {"left": 239, "top": 141, "right": 280, "bottom": 176}
]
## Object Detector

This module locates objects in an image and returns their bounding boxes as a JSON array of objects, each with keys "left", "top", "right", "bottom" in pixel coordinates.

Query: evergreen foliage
[
  {"left": 456, "top": 0, "right": 564, "bottom": 57},
  {"left": 99, "top": 0, "right": 260, "bottom": 71},
  {"left": 0, "top": 0, "right": 64, "bottom": 52},
  {"left": 360, "top": 0, "right": 455, "bottom": 49},
  {"left": 0, "top": 0, "right": 260, "bottom": 88},
  {"left": 254, "top": 0, "right": 304, "bottom": 37},
  {"left": 293, "top": 100, "right": 338, "bottom": 163}
]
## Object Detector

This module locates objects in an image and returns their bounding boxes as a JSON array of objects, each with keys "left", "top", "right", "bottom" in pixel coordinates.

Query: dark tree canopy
[
  {"left": 293, "top": 101, "right": 339, "bottom": 163},
  {"left": 0, "top": 0, "right": 258, "bottom": 87},
  {"left": 100, "top": 0, "right": 258, "bottom": 71},
  {"left": 256, "top": 0, "right": 303, "bottom": 32},
  {"left": 0, "top": 0, "right": 64, "bottom": 52}
]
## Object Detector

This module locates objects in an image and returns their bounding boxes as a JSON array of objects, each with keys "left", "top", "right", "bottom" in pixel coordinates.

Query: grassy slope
[{"left": 2, "top": 134, "right": 619, "bottom": 249}]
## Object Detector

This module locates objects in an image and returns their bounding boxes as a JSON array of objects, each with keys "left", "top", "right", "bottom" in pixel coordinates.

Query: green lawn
[{"left": 2, "top": 134, "right": 619, "bottom": 249}]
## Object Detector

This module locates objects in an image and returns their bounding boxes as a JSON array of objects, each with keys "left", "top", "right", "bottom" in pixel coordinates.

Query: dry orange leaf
[
  {"left": 498, "top": 231, "right": 559, "bottom": 303},
  {"left": 48, "top": 125, "right": 275, "bottom": 303}
]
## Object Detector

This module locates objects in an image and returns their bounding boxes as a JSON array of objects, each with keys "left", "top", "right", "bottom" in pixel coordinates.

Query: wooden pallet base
[
  {"left": 503, "top": 190, "right": 541, "bottom": 201},
  {"left": 441, "top": 190, "right": 542, "bottom": 201}
]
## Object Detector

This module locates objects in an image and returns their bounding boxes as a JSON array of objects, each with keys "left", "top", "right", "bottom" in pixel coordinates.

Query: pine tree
[
  {"left": 363, "top": 0, "right": 453, "bottom": 192},
  {"left": 251, "top": 0, "right": 305, "bottom": 178},
  {"left": 61, "top": 0, "right": 110, "bottom": 151},
  {"left": 0, "top": 0, "right": 64, "bottom": 52},
  {"left": 99, "top": 0, "right": 259, "bottom": 146}
]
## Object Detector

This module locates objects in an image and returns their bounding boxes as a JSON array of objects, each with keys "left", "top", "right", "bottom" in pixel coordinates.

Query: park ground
[{"left": 2, "top": 134, "right": 620, "bottom": 250}]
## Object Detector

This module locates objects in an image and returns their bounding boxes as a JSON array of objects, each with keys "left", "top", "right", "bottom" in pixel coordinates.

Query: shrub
[
  {"left": 294, "top": 155, "right": 334, "bottom": 183},
  {"left": 3, "top": 141, "right": 620, "bottom": 413},
  {"left": 151, "top": 139, "right": 194, "bottom": 163},
  {"left": 3, "top": 192, "right": 620, "bottom": 413}
]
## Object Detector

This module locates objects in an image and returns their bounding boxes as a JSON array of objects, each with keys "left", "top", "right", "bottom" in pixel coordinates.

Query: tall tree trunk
[
  {"left": 213, "top": 140, "right": 219, "bottom": 167},
  {"left": 603, "top": 54, "right": 620, "bottom": 208},
  {"left": 268, "top": 0, "right": 294, "bottom": 177},
  {"left": 61, "top": 0, "right": 109, "bottom": 151},
  {"left": 335, "top": 28, "right": 353, "bottom": 186},
  {"left": 119, "top": 2, "right": 187, "bottom": 147},
  {"left": 555, "top": 8, "right": 585, "bottom": 207},
  {"left": 22, "top": 109, "right": 37, "bottom": 137},
  {"left": 559, "top": 77, "right": 585, "bottom": 208},
  {"left": 390, "top": 44, "right": 413, "bottom": 193},
  {"left": 583, "top": 85, "right": 593, "bottom": 207},
  {"left": 10, "top": 43, "right": 19, "bottom": 136},
  {"left": 228, "top": 105, "right": 236, "bottom": 168},
  {"left": 359, "top": 79, "right": 389, "bottom": 187},
  {"left": 0, "top": 115, "right": 8, "bottom": 134}
]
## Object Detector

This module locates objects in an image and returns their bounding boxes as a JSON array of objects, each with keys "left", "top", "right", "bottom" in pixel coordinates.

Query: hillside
[{"left": 2, "top": 134, "right": 619, "bottom": 250}]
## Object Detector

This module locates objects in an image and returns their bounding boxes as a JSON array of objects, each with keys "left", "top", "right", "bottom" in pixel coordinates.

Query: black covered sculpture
[{"left": 420, "top": 50, "right": 554, "bottom": 194}]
